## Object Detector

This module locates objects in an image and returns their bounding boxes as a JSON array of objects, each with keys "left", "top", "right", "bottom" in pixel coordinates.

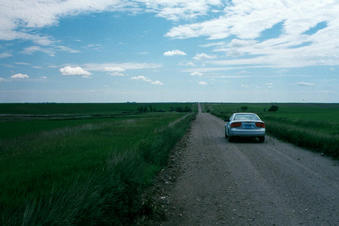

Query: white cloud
[
  {"left": 103, "top": 66, "right": 125, "bottom": 72},
  {"left": 15, "top": 62, "right": 30, "bottom": 65},
  {"left": 179, "top": 61, "right": 195, "bottom": 67},
  {"left": 0, "top": 0, "right": 126, "bottom": 45},
  {"left": 102, "top": 65, "right": 137, "bottom": 76},
  {"left": 207, "top": 75, "right": 249, "bottom": 79},
  {"left": 190, "top": 71, "right": 203, "bottom": 76},
  {"left": 131, "top": 76, "right": 144, "bottom": 80},
  {"left": 151, "top": 80, "right": 163, "bottom": 85},
  {"left": 163, "top": 50, "right": 187, "bottom": 56},
  {"left": 193, "top": 53, "right": 216, "bottom": 60},
  {"left": 11, "top": 73, "right": 29, "bottom": 79},
  {"left": 184, "top": 67, "right": 240, "bottom": 73},
  {"left": 21, "top": 45, "right": 79, "bottom": 56},
  {"left": 21, "top": 46, "right": 55, "bottom": 56},
  {"left": 134, "top": 0, "right": 224, "bottom": 21},
  {"left": 0, "top": 0, "right": 223, "bottom": 45},
  {"left": 166, "top": 1, "right": 339, "bottom": 68},
  {"left": 131, "top": 75, "right": 163, "bottom": 85},
  {"left": 0, "top": 77, "right": 6, "bottom": 82},
  {"left": 200, "top": 42, "right": 226, "bottom": 48},
  {"left": 41, "top": 76, "right": 47, "bottom": 79},
  {"left": 198, "top": 81, "right": 207, "bottom": 85},
  {"left": 109, "top": 72, "right": 126, "bottom": 77},
  {"left": 48, "top": 62, "right": 160, "bottom": 78},
  {"left": 57, "top": 45, "right": 80, "bottom": 53},
  {"left": 87, "top": 44, "right": 103, "bottom": 50},
  {"left": 84, "top": 63, "right": 161, "bottom": 72},
  {"left": 265, "top": 82, "right": 273, "bottom": 88},
  {"left": 166, "top": 1, "right": 332, "bottom": 40},
  {"left": 0, "top": 52, "right": 12, "bottom": 58},
  {"left": 297, "top": 82, "right": 315, "bottom": 87},
  {"left": 60, "top": 66, "right": 91, "bottom": 77}
]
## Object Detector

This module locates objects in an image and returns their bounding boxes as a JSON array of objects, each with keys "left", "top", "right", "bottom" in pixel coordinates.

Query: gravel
[{"left": 147, "top": 107, "right": 339, "bottom": 226}]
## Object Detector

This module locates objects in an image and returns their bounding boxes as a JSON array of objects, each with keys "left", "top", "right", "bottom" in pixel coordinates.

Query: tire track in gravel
[{"left": 162, "top": 107, "right": 339, "bottom": 226}]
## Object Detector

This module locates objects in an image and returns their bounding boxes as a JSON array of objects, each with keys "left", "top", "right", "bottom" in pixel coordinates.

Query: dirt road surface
[{"left": 160, "top": 104, "right": 339, "bottom": 225}]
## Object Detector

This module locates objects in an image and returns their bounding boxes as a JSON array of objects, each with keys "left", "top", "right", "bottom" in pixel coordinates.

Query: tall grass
[
  {"left": 265, "top": 120, "right": 339, "bottom": 158},
  {"left": 204, "top": 103, "right": 339, "bottom": 159},
  {"left": 0, "top": 112, "right": 195, "bottom": 225}
]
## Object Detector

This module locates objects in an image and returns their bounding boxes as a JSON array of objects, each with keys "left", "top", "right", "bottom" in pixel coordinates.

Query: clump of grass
[{"left": 265, "top": 120, "right": 339, "bottom": 158}]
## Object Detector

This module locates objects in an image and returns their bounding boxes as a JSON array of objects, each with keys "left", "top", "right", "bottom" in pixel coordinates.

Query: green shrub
[
  {"left": 266, "top": 120, "right": 339, "bottom": 158},
  {"left": 240, "top": 106, "right": 248, "bottom": 111},
  {"left": 268, "top": 105, "right": 279, "bottom": 112}
]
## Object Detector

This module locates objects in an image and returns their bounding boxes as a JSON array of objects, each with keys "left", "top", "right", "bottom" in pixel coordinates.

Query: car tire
[
  {"left": 225, "top": 130, "right": 228, "bottom": 138},
  {"left": 258, "top": 136, "right": 265, "bottom": 143},
  {"left": 228, "top": 136, "right": 234, "bottom": 142}
]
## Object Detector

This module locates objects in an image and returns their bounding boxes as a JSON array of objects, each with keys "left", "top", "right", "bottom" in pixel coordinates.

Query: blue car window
[{"left": 234, "top": 114, "right": 259, "bottom": 120}]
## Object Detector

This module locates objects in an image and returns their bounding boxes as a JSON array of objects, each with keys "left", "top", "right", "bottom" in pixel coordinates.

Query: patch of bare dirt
[{"left": 136, "top": 126, "right": 191, "bottom": 225}]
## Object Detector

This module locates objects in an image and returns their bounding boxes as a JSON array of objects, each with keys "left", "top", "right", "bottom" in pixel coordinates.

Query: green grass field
[
  {"left": 0, "top": 103, "right": 196, "bottom": 225},
  {"left": 203, "top": 103, "right": 339, "bottom": 158},
  {"left": 0, "top": 103, "right": 195, "bottom": 115}
]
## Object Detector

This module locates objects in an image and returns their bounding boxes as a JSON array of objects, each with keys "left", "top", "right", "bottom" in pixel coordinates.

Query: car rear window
[{"left": 234, "top": 114, "right": 260, "bottom": 120}]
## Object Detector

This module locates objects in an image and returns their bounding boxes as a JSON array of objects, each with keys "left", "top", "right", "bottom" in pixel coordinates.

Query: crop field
[
  {"left": 203, "top": 103, "right": 339, "bottom": 158},
  {"left": 0, "top": 103, "right": 196, "bottom": 225},
  {"left": 0, "top": 103, "right": 196, "bottom": 115}
]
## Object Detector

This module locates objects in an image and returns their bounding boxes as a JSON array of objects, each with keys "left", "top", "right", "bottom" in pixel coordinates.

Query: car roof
[
  {"left": 232, "top": 113, "right": 261, "bottom": 120},
  {"left": 233, "top": 112, "right": 257, "bottom": 115}
]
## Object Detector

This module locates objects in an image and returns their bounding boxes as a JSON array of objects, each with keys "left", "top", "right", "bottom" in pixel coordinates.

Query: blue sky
[{"left": 0, "top": 0, "right": 338, "bottom": 102}]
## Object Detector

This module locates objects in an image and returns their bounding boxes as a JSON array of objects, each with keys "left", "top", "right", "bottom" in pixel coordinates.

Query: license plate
[{"left": 243, "top": 123, "right": 253, "bottom": 129}]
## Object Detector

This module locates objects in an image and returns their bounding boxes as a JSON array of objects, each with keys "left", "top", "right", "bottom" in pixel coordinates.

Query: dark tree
[
  {"left": 240, "top": 106, "right": 248, "bottom": 111},
  {"left": 268, "top": 105, "right": 279, "bottom": 112},
  {"left": 137, "top": 106, "right": 144, "bottom": 113},
  {"left": 175, "top": 107, "right": 183, "bottom": 112},
  {"left": 184, "top": 106, "right": 192, "bottom": 112}
]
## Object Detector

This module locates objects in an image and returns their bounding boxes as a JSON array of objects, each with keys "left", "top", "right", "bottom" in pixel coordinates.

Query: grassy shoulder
[
  {"left": 0, "top": 111, "right": 196, "bottom": 225},
  {"left": 203, "top": 103, "right": 339, "bottom": 159}
]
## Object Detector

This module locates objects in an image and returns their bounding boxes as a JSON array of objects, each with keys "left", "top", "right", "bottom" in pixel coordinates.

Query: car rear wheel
[
  {"left": 258, "top": 136, "right": 265, "bottom": 143},
  {"left": 228, "top": 136, "right": 234, "bottom": 142}
]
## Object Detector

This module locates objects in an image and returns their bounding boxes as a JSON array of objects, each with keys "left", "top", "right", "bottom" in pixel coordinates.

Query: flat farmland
[
  {"left": 0, "top": 103, "right": 196, "bottom": 225},
  {"left": 0, "top": 103, "right": 196, "bottom": 115},
  {"left": 204, "top": 103, "right": 339, "bottom": 158}
]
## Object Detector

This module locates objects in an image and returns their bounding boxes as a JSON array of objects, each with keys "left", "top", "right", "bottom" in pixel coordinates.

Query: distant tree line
[
  {"left": 268, "top": 105, "right": 279, "bottom": 112},
  {"left": 238, "top": 105, "right": 279, "bottom": 112},
  {"left": 137, "top": 105, "right": 160, "bottom": 113},
  {"left": 170, "top": 106, "right": 192, "bottom": 112},
  {"left": 137, "top": 105, "right": 192, "bottom": 113},
  {"left": 240, "top": 106, "right": 248, "bottom": 111}
]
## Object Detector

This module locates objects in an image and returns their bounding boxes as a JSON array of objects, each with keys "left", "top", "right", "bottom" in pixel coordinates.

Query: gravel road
[{"left": 160, "top": 105, "right": 339, "bottom": 226}]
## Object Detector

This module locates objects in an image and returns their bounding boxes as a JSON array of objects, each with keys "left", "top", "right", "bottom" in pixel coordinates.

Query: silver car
[{"left": 225, "top": 113, "right": 265, "bottom": 142}]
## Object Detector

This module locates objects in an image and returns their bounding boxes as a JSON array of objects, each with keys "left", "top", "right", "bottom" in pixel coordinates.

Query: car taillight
[
  {"left": 231, "top": 122, "right": 242, "bottom": 128},
  {"left": 255, "top": 122, "right": 265, "bottom": 128}
]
